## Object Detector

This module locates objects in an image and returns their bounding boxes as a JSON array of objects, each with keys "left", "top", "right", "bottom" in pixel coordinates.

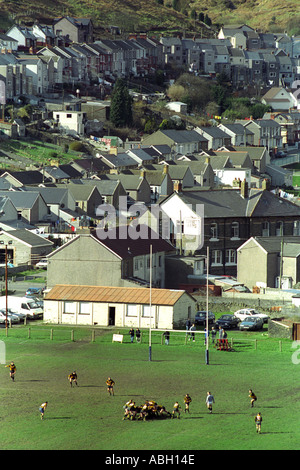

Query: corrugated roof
[{"left": 45, "top": 284, "right": 190, "bottom": 306}]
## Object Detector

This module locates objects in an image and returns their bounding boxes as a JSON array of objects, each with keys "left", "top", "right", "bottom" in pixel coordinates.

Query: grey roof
[
  {"left": 144, "top": 163, "right": 191, "bottom": 180},
  {"left": 43, "top": 166, "right": 70, "bottom": 180},
  {"left": 54, "top": 16, "right": 92, "bottom": 27},
  {"left": 233, "top": 146, "right": 266, "bottom": 160},
  {"left": 0, "top": 54, "right": 20, "bottom": 65},
  {"left": 0, "top": 190, "right": 40, "bottom": 209},
  {"left": 84, "top": 178, "right": 121, "bottom": 195},
  {"left": 163, "top": 189, "right": 300, "bottom": 219},
  {"left": 66, "top": 183, "right": 99, "bottom": 200},
  {"left": 72, "top": 158, "right": 111, "bottom": 173},
  {"left": 0, "top": 228, "right": 53, "bottom": 247},
  {"left": 59, "top": 164, "right": 82, "bottom": 179},
  {"left": 2, "top": 170, "right": 50, "bottom": 185},
  {"left": 220, "top": 124, "right": 254, "bottom": 135},
  {"left": 102, "top": 173, "right": 145, "bottom": 190},
  {"left": 150, "top": 145, "right": 172, "bottom": 155},
  {"left": 160, "top": 129, "right": 208, "bottom": 143},
  {"left": 23, "top": 186, "right": 69, "bottom": 205},
  {"left": 101, "top": 153, "right": 138, "bottom": 168},
  {"left": 197, "top": 127, "right": 231, "bottom": 139},
  {"left": 250, "top": 237, "right": 300, "bottom": 255},
  {"left": 0, "top": 33, "right": 18, "bottom": 42},
  {"left": 127, "top": 148, "right": 154, "bottom": 162}
]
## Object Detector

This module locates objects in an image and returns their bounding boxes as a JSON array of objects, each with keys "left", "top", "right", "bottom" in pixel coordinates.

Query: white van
[{"left": 0, "top": 296, "right": 43, "bottom": 319}]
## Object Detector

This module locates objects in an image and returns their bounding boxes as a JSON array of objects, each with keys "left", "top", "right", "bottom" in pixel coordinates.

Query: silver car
[{"left": 0, "top": 309, "right": 21, "bottom": 324}]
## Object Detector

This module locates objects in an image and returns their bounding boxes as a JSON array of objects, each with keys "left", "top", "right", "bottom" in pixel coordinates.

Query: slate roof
[
  {"left": 2, "top": 170, "right": 51, "bottom": 185},
  {"left": 159, "top": 129, "right": 208, "bottom": 143},
  {"left": 243, "top": 237, "right": 300, "bottom": 256},
  {"left": 72, "top": 158, "right": 111, "bottom": 173},
  {"left": 0, "top": 190, "right": 40, "bottom": 209},
  {"left": 90, "top": 225, "right": 175, "bottom": 259},
  {"left": 0, "top": 228, "right": 53, "bottom": 247},
  {"left": 59, "top": 164, "right": 83, "bottom": 179},
  {"left": 164, "top": 189, "right": 300, "bottom": 219},
  {"left": 197, "top": 127, "right": 231, "bottom": 138},
  {"left": 101, "top": 153, "right": 138, "bottom": 169},
  {"left": 102, "top": 173, "right": 146, "bottom": 190},
  {"left": 23, "top": 186, "right": 69, "bottom": 205}
]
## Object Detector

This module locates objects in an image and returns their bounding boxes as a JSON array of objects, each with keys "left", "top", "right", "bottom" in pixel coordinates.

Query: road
[{"left": 0, "top": 279, "right": 46, "bottom": 297}]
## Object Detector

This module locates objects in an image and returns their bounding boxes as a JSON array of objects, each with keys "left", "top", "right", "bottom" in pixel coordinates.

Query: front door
[{"left": 108, "top": 306, "right": 115, "bottom": 326}]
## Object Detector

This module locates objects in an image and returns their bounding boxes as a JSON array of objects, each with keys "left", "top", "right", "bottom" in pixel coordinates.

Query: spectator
[
  {"left": 136, "top": 328, "right": 141, "bottom": 343},
  {"left": 189, "top": 324, "right": 196, "bottom": 342},
  {"left": 163, "top": 330, "right": 170, "bottom": 345},
  {"left": 129, "top": 328, "right": 134, "bottom": 343},
  {"left": 211, "top": 327, "right": 217, "bottom": 345}
]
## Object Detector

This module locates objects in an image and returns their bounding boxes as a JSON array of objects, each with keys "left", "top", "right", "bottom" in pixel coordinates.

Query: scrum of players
[
  {"left": 123, "top": 393, "right": 192, "bottom": 421},
  {"left": 123, "top": 399, "right": 172, "bottom": 421}
]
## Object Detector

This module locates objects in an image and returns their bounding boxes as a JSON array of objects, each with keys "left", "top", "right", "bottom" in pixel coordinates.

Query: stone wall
[{"left": 268, "top": 319, "right": 293, "bottom": 339}]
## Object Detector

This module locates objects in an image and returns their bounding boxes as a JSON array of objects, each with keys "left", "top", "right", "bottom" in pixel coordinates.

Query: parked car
[
  {"left": 36, "top": 259, "right": 48, "bottom": 268},
  {"left": 239, "top": 316, "right": 264, "bottom": 331},
  {"left": 276, "top": 150, "right": 287, "bottom": 158},
  {"left": 215, "top": 314, "right": 239, "bottom": 329},
  {"left": 195, "top": 311, "right": 215, "bottom": 325},
  {"left": 0, "top": 308, "right": 26, "bottom": 323},
  {"left": 234, "top": 309, "right": 269, "bottom": 324},
  {"left": 26, "top": 287, "right": 43, "bottom": 297},
  {"left": 28, "top": 296, "right": 44, "bottom": 309},
  {"left": 0, "top": 309, "right": 21, "bottom": 324}
]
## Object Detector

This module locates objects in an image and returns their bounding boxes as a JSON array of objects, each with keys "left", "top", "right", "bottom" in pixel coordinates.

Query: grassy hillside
[
  {"left": 0, "top": 0, "right": 299, "bottom": 36},
  {"left": 195, "top": 0, "right": 300, "bottom": 34}
]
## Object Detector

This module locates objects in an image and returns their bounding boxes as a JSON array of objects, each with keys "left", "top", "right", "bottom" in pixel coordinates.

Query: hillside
[
  {"left": 196, "top": 0, "right": 300, "bottom": 34},
  {"left": 0, "top": 0, "right": 299, "bottom": 36}
]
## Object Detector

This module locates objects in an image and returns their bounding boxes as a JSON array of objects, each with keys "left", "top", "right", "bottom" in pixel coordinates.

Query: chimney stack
[
  {"left": 241, "top": 179, "right": 248, "bottom": 198},
  {"left": 174, "top": 181, "right": 182, "bottom": 193},
  {"left": 262, "top": 178, "right": 270, "bottom": 191}
]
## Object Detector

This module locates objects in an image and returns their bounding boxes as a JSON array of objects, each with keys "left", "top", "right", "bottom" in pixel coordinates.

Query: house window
[
  {"left": 262, "top": 221, "right": 269, "bottom": 236},
  {"left": 79, "top": 302, "right": 90, "bottom": 315},
  {"left": 63, "top": 301, "right": 76, "bottom": 314},
  {"left": 211, "top": 249, "right": 222, "bottom": 265},
  {"left": 66, "top": 114, "right": 72, "bottom": 118},
  {"left": 225, "top": 249, "right": 237, "bottom": 265},
  {"left": 126, "top": 304, "right": 138, "bottom": 317},
  {"left": 210, "top": 223, "right": 218, "bottom": 240},
  {"left": 276, "top": 221, "right": 284, "bottom": 236},
  {"left": 142, "top": 305, "right": 152, "bottom": 317},
  {"left": 293, "top": 221, "right": 300, "bottom": 236},
  {"left": 231, "top": 222, "right": 239, "bottom": 239}
]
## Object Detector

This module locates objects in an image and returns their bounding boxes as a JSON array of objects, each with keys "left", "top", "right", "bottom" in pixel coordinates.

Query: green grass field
[{"left": 0, "top": 325, "right": 299, "bottom": 451}]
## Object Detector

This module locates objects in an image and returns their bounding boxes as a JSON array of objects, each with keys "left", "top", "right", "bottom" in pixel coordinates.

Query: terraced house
[{"left": 159, "top": 181, "right": 300, "bottom": 277}]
